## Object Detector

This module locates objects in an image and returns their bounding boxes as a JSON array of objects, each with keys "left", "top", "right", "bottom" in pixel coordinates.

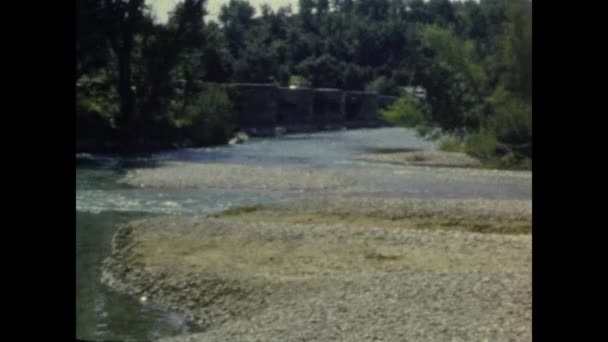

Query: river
[{"left": 75, "top": 127, "right": 531, "bottom": 341}]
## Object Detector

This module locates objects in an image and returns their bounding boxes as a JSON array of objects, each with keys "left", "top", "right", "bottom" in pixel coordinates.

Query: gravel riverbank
[
  {"left": 355, "top": 150, "right": 482, "bottom": 168},
  {"left": 117, "top": 160, "right": 532, "bottom": 200},
  {"left": 101, "top": 196, "right": 531, "bottom": 341},
  {"left": 118, "top": 162, "right": 356, "bottom": 191}
]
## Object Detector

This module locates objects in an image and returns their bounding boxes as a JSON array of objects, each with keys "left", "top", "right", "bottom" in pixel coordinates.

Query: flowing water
[{"left": 75, "top": 128, "right": 531, "bottom": 341}]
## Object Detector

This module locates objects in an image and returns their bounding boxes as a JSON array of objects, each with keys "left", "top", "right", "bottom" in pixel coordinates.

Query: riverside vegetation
[
  {"left": 78, "top": 0, "right": 531, "bottom": 167},
  {"left": 78, "top": 0, "right": 532, "bottom": 340}
]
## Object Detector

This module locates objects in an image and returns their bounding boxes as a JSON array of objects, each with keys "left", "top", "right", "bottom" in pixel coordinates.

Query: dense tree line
[{"left": 77, "top": 0, "right": 531, "bottom": 162}]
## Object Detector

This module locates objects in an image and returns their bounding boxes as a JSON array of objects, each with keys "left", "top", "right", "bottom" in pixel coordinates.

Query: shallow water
[
  {"left": 76, "top": 211, "right": 198, "bottom": 341},
  {"left": 75, "top": 127, "right": 531, "bottom": 340}
]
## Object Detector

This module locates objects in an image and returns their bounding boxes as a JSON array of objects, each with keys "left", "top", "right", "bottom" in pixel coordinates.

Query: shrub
[
  {"left": 438, "top": 135, "right": 466, "bottom": 152},
  {"left": 171, "top": 85, "right": 236, "bottom": 145},
  {"left": 465, "top": 127, "right": 498, "bottom": 159},
  {"left": 365, "top": 76, "right": 398, "bottom": 96},
  {"left": 76, "top": 73, "right": 120, "bottom": 148},
  {"left": 76, "top": 73, "right": 119, "bottom": 126},
  {"left": 380, "top": 94, "right": 430, "bottom": 130},
  {"left": 486, "top": 86, "right": 532, "bottom": 147}
]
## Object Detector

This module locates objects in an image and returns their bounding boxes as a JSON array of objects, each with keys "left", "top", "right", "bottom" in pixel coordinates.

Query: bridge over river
[{"left": 179, "top": 82, "right": 400, "bottom": 135}]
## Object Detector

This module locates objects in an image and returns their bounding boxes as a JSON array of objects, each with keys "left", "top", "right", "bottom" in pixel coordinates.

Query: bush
[
  {"left": 380, "top": 94, "right": 430, "bottom": 129},
  {"left": 76, "top": 73, "right": 119, "bottom": 126},
  {"left": 465, "top": 127, "right": 498, "bottom": 159},
  {"left": 438, "top": 135, "right": 466, "bottom": 152},
  {"left": 76, "top": 73, "right": 120, "bottom": 149},
  {"left": 365, "top": 76, "right": 398, "bottom": 96},
  {"left": 486, "top": 86, "right": 532, "bottom": 147},
  {"left": 170, "top": 85, "right": 236, "bottom": 145}
]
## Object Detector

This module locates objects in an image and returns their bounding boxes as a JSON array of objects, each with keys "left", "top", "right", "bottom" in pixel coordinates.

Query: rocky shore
[{"left": 101, "top": 196, "right": 531, "bottom": 341}]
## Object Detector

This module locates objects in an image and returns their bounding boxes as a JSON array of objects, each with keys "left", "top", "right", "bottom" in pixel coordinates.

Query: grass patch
[
  {"left": 213, "top": 210, "right": 531, "bottom": 235},
  {"left": 130, "top": 225, "right": 531, "bottom": 280}
]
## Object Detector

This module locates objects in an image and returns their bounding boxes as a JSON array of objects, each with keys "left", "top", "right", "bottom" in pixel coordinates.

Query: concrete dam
[{"left": 198, "top": 83, "right": 399, "bottom": 136}]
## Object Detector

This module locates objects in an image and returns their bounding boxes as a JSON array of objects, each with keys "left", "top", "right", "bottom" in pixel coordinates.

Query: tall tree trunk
[{"left": 103, "top": 0, "right": 143, "bottom": 149}]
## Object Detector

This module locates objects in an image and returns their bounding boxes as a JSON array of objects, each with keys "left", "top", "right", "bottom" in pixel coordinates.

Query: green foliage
[
  {"left": 296, "top": 54, "right": 343, "bottom": 88},
  {"left": 499, "top": 0, "right": 532, "bottom": 101},
  {"left": 76, "top": 0, "right": 111, "bottom": 80},
  {"left": 438, "top": 136, "right": 465, "bottom": 153},
  {"left": 342, "top": 63, "right": 371, "bottom": 90},
  {"left": 171, "top": 85, "right": 236, "bottom": 145},
  {"left": 76, "top": 0, "right": 531, "bottom": 159},
  {"left": 465, "top": 127, "right": 498, "bottom": 160},
  {"left": 486, "top": 86, "right": 531, "bottom": 146},
  {"left": 420, "top": 24, "right": 487, "bottom": 130},
  {"left": 76, "top": 72, "right": 120, "bottom": 147},
  {"left": 410, "top": 1, "right": 530, "bottom": 164},
  {"left": 289, "top": 75, "right": 311, "bottom": 88},
  {"left": 365, "top": 76, "right": 397, "bottom": 95},
  {"left": 201, "top": 22, "right": 232, "bottom": 82},
  {"left": 232, "top": 25, "right": 279, "bottom": 83},
  {"left": 76, "top": 73, "right": 119, "bottom": 122},
  {"left": 220, "top": 0, "right": 256, "bottom": 58},
  {"left": 380, "top": 94, "right": 430, "bottom": 130}
]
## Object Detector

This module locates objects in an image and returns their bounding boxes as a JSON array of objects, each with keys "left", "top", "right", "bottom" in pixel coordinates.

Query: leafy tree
[
  {"left": 77, "top": 0, "right": 530, "bottom": 158},
  {"left": 76, "top": 0, "right": 111, "bottom": 81},
  {"left": 200, "top": 22, "right": 231, "bottom": 82},
  {"left": 485, "top": 0, "right": 531, "bottom": 151},
  {"left": 332, "top": 0, "right": 354, "bottom": 13},
  {"left": 500, "top": 0, "right": 532, "bottom": 101},
  {"left": 419, "top": 25, "right": 487, "bottom": 130},
  {"left": 232, "top": 25, "right": 279, "bottom": 83},
  {"left": 380, "top": 94, "right": 432, "bottom": 137},
  {"left": 100, "top": 0, "right": 147, "bottom": 132},
  {"left": 365, "top": 76, "right": 398, "bottom": 95},
  {"left": 296, "top": 54, "right": 344, "bottom": 88},
  {"left": 427, "top": 0, "right": 456, "bottom": 28},
  {"left": 137, "top": 0, "right": 207, "bottom": 130},
  {"left": 407, "top": 0, "right": 432, "bottom": 24},
  {"left": 219, "top": 0, "right": 256, "bottom": 59}
]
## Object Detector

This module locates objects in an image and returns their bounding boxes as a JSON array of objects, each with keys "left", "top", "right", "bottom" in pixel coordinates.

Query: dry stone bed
[
  {"left": 117, "top": 160, "right": 532, "bottom": 201},
  {"left": 102, "top": 197, "right": 531, "bottom": 341},
  {"left": 118, "top": 162, "right": 356, "bottom": 191}
]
